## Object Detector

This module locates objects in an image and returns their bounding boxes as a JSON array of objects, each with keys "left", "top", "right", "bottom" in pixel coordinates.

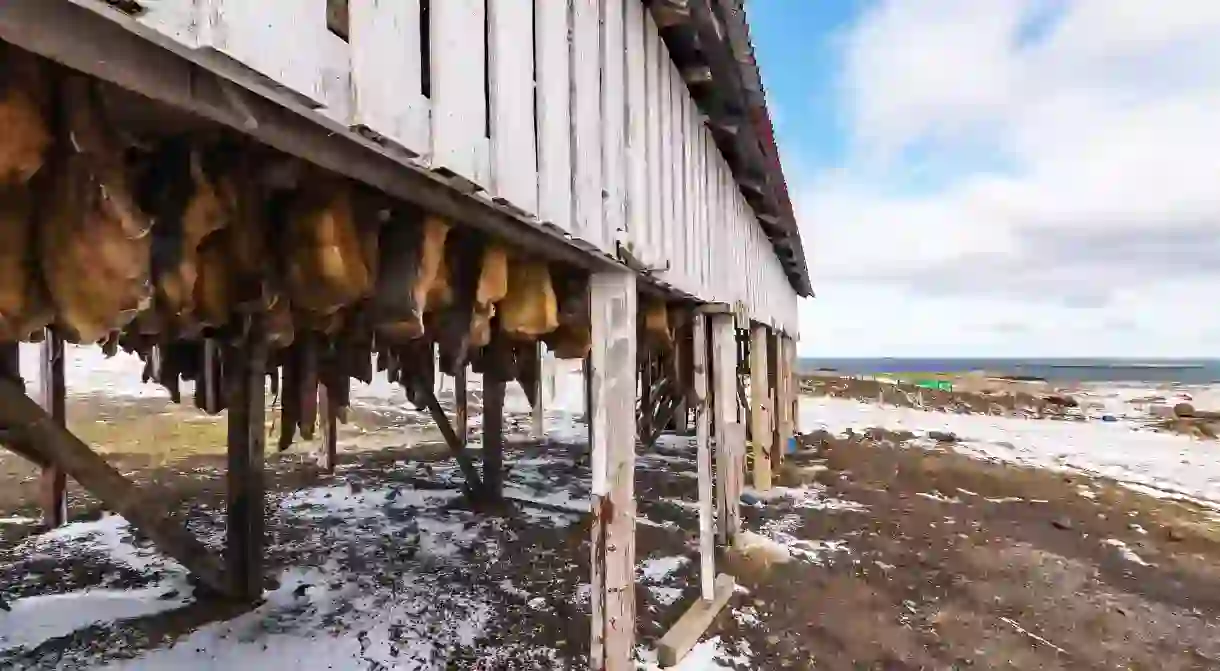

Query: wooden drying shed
[{"left": 0, "top": 0, "right": 809, "bottom": 668}]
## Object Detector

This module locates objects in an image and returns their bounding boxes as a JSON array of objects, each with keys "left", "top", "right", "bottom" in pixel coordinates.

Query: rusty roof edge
[{"left": 712, "top": 0, "right": 812, "bottom": 297}]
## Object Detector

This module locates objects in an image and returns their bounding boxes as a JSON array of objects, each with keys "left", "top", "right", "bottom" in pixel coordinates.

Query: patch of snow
[
  {"left": 1103, "top": 538, "right": 1153, "bottom": 567},
  {"left": 801, "top": 395, "right": 1220, "bottom": 506},
  {"left": 637, "top": 636, "right": 753, "bottom": 671},
  {"left": 649, "top": 586, "right": 684, "bottom": 606},
  {"left": 0, "top": 516, "right": 38, "bottom": 526},
  {"left": 733, "top": 606, "right": 762, "bottom": 627},
  {"left": 638, "top": 555, "right": 690, "bottom": 583},
  {"left": 916, "top": 492, "right": 961, "bottom": 504},
  {"left": 1, "top": 515, "right": 192, "bottom": 654}
]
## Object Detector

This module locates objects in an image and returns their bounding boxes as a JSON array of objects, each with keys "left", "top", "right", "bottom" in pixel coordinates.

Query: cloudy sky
[{"left": 749, "top": 1, "right": 1220, "bottom": 358}]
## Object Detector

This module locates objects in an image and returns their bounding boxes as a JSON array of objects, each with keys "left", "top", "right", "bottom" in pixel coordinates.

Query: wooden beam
[
  {"left": 649, "top": 0, "right": 691, "bottom": 28},
  {"left": 420, "top": 386, "right": 484, "bottom": 499},
  {"left": 454, "top": 365, "right": 468, "bottom": 445},
  {"left": 316, "top": 379, "right": 340, "bottom": 473},
  {"left": 787, "top": 336, "right": 800, "bottom": 436},
  {"left": 588, "top": 271, "right": 638, "bottom": 671},
  {"left": 530, "top": 342, "right": 545, "bottom": 440},
  {"left": 39, "top": 330, "right": 68, "bottom": 528},
  {"left": 482, "top": 331, "right": 511, "bottom": 502},
  {"left": 692, "top": 315, "right": 715, "bottom": 600},
  {"left": 709, "top": 314, "right": 740, "bottom": 544},
  {"left": 771, "top": 330, "right": 792, "bottom": 466},
  {"left": 0, "top": 377, "right": 226, "bottom": 594},
  {"left": 749, "top": 325, "right": 772, "bottom": 491},
  {"left": 225, "top": 319, "right": 268, "bottom": 601},
  {"left": 656, "top": 573, "right": 736, "bottom": 667}
]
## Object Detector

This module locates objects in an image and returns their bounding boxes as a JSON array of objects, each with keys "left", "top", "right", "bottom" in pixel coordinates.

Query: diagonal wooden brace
[
  {"left": 0, "top": 377, "right": 226, "bottom": 595},
  {"left": 418, "top": 384, "right": 485, "bottom": 500}
]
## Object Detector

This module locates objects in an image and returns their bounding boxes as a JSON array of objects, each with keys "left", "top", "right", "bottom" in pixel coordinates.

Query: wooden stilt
[
  {"left": 787, "top": 336, "right": 800, "bottom": 436},
  {"left": 773, "top": 332, "right": 794, "bottom": 463},
  {"left": 710, "top": 314, "right": 741, "bottom": 544},
  {"left": 39, "top": 330, "right": 67, "bottom": 527},
  {"left": 0, "top": 377, "right": 226, "bottom": 593},
  {"left": 692, "top": 315, "right": 714, "bottom": 600},
  {"left": 225, "top": 317, "right": 268, "bottom": 600},
  {"left": 454, "top": 364, "right": 468, "bottom": 445},
  {"left": 316, "top": 380, "right": 339, "bottom": 473},
  {"left": 672, "top": 325, "right": 691, "bottom": 434},
  {"left": 530, "top": 341, "right": 545, "bottom": 439},
  {"left": 750, "top": 325, "right": 772, "bottom": 491},
  {"left": 482, "top": 331, "right": 510, "bottom": 502},
  {"left": 588, "top": 271, "right": 637, "bottom": 671},
  {"left": 419, "top": 385, "right": 484, "bottom": 497},
  {"left": 639, "top": 348, "right": 653, "bottom": 445}
]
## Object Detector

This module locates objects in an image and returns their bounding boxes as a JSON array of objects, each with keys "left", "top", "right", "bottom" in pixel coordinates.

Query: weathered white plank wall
[
  {"left": 118, "top": 0, "right": 802, "bottom": 335},
  {"left": 348, "top": 0, "right": 430, "bottom": 155},
  {"left": 489, "top": 0, "right": 538, "bottom": 213},
  {"left": 535, "top": 0, "right": 574, "bottom": 233}
]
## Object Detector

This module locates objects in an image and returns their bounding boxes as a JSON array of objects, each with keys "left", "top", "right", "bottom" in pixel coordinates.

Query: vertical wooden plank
[
  {"left": 692, "top": 314, "right": 714, "bottom": 600},
  {"left": 317, "top": 380, "right": 340, "bottom": 473},
  {"left": 199, "top": 0, "right": 332, "bottom": 107},
  {"left": 658, "top": 53, "right": 673, "bottom": 268},
  {"left": 455, "top": 364, "right": 469, "bottom": 443},
  {"left": 531, "top": 341, "right": 545, "bottom": 439},
  {"left": 624, "top": 0, "right": 648, "bottom": 259},
  {"left": 484, "top": 335, "right": 509, "bottom": 500},
  {"left": 349, "top": 0, "right": 430, "bottom": 154},
  {"left": 588, "top": 270, "right": 638, "bottom": 671},
  {"left": 39, "top": 330, "right": 67, "bottom": 528},
  {"left": 489, "top": 0, "right": 538, "bottom": 213},
  {"left": 710, "top": 313, "right": 737, "bottom": 544},
  {"left": 675, "top": 89, "right": 689, "bottom": 288},
  {"left": 536, "top": 0, "right": 574, "bottom": 232},
  {"left": 787, "top": 336, "right": 800, "bottom": 436},
  {"left": 431, "top": 0, "right": 491, "bottom": 186},
  {"left": 226, "top": 317, "right": 268, "bottom": 600},
  {"left": 601, "top": 0, "right": 626, "bottom": 248},
  {"left": 572, "top": 0, "right": 604, "bottom": 249}
]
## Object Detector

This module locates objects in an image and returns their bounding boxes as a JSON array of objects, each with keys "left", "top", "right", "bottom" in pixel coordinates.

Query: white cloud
[{"left": 798, "top": 0, "right": 1220, "bottom": 357}]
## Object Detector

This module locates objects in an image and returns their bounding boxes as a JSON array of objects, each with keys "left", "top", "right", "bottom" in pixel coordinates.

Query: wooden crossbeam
[{"left": 0, "top": 377, "right": 226, "bottom": 594}]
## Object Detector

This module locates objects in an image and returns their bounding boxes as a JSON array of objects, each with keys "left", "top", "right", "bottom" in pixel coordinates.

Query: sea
[{"left": 799, "top": 358, "right": 1220, "bottom": 384}]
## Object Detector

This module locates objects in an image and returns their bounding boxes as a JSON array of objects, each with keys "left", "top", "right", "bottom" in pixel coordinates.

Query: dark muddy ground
[{"left": 2, "top": 396, "right": 1220, "bottom": 669}]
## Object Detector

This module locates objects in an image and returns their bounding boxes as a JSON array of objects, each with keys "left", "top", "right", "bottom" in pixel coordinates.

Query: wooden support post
[
  {"left": 672, "top": 328, "right": 691, "bottom": 434},
  {"left": 483, "top": 332, "right": 510, "bottom": 502},
  {"left": 639, "top": 348, "right": 653, "bottom": 445},
  {"left": 316, "top": 379, "right": 340, "bottom": 473},
  {"left": 0, "top": 377, "right": 226, "bottom": 593},
  {"left": 710, "top": 314, "right": 741, "bottom": 544},
  {"left": 773, "top": 332, "right": 794, "bottom": 462},
  {"left": 692, "top": 315, "right": 714, "bottom": 601},
  {"left": 455, "top": 365, "right": 468, "bottom": 444},
  {"left": 588, "top": 271, "right": 637, "bottom": 671},
  {"left": 750, "top": 325, "right": 772, "bottom": 491},
  {"left": 531, "top": 341, "right": 545, "bottom": 439},
  {"left": 39, "top": 330, "right": 67, "bottom": 527},
  {"left": 225, "top": 318, "right": 268, "bottom": 601},
  {"left": 787, "top": 337, "right": 800, "bottom": 436}
]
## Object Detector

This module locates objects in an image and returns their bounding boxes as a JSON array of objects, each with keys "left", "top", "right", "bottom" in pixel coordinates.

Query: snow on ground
[
  {"left": 801, "top": 395, "right": 1220, "bottom": 506},
  {"left": 0, "top": 515, "right": 193, "bottom": 652}
]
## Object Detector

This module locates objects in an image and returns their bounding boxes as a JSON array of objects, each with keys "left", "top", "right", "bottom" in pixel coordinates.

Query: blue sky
[{"left": 746, "top": 1, "right": 1220, "bottom": 359}]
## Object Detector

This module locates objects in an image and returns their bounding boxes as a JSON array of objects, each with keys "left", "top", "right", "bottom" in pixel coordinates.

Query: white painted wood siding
[{"left": 116, "top": 0, "right": 801, "bottom": 335}]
